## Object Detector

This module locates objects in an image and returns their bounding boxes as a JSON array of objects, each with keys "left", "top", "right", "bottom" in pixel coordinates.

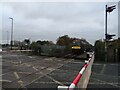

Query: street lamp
[
  {"left": 6, "top": 31, "right": 9, "bottom": 45},
  {"left": 105, "top": 5, "right": 116, "bottom": 62},
  {"left": 9, "top": 17, "right": 13, "bottom": 50}
]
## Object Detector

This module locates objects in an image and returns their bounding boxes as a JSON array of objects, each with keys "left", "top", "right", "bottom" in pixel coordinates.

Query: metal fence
[
  {"left": 40, "top": 45, "right": 66, "bottom": 56},
  {"left": 58, "top": 52, "right": 94, "bottom": 90}
]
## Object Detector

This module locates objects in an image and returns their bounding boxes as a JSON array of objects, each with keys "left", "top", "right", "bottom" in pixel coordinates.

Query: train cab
[{"left": 72, "top": 40, "right": 81, "bottom": 54}]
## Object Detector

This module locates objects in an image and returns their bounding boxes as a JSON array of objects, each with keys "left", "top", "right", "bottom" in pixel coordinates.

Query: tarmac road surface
[
  {"left": 1, "top": 51, "right": 119, "bottom": 89},
  {"left": 87, "top": 63, "right": 119, "bottom": 89},
  {"left": 1, "top": 51, "right": 85, "bottom": 89}
]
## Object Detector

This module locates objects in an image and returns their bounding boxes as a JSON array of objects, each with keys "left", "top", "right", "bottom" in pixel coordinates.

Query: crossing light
[
  {"left": 104, "top": 4, "right": 116, "bottom": 63},
  {"left": 106, "top": 5, "right": 116, "bottom": 13},
  {"left": 106, "top": 34, "right": 116, "bottom": 40}
]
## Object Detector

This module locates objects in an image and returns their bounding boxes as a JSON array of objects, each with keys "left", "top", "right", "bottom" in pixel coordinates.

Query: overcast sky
[{"left": 1, "top": 1, "right": 118, "bottom": 45}]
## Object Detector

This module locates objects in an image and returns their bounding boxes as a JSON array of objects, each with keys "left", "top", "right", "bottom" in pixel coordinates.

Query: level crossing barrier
[{"left": 58, "top": 52, "right": 94, "bottom": 90}]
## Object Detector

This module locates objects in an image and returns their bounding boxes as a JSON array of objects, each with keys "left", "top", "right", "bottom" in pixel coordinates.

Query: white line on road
[
  {"left": 100, "top": 64, "right": 106, "bottom": 74},
  {"left": 18, "top": 72, "right": 32, "bottom": 75},
  {"left": 0, "top": 79, "right": 12, "bottom": 82},
  {"left": 93, "top": 72, "right": 120, "bottom": 78},
  {"left": 29, "top": 56, "right": 33, "bottom": 58},
  {"left": 90, "top": 77, "right": 120, "bottom": 88},
  {"left": 13, "top": 72, "right": 24, "bottom": 87},
  {"left": 32, "top": 66, "right": 39, "bottom": 71},
  {"left": 20, "top": 58, "right": 74, "bottom": 87},
  {"left": 21, "top": 63, "right": 31, "bottom": 67},
  {"left": 14, "top": 72, "right": 20, "bottom": 79},
  {"left": 88, "top": 83, "right": 120, "bottom": 85},
  {"left": 40, "top": 72, "right": 64, "bottom": 86}
]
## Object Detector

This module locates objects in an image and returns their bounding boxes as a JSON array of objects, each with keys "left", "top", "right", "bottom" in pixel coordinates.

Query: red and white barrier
[
  {"left": 58, "top": 86, "right": 69, "bottom": 90},
  {"left": 58, "top": 52, "right": 94, "bottom": 90},
  {"left": 69, "top": 63, "right": 88, "bottom": 90}
]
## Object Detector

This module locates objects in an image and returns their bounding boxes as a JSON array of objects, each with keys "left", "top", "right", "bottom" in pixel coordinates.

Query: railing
[{"left": 58, "top": 52, "right": 94, "bottom": 90}]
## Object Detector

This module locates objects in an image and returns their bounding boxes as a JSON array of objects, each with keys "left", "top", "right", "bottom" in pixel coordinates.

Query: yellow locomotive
[
  {"left": 71, "top": 39, "right": 93, "bottom": 54},
  {"left": 72, "top": 39, "right": 83, "bottom": 54}
]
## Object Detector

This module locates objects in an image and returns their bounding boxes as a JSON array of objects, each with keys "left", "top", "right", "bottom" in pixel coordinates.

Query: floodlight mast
[{"left": 9, "top": 17, "right": 13, "bottom": 50}]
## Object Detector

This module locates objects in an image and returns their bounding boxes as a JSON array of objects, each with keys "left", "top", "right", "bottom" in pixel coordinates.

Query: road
[
  {"left": 1, "top": 51, "right": 119, "bottom": 89},
  {"left": 1, "top": 51, "right": 85, "bottom": 89}
]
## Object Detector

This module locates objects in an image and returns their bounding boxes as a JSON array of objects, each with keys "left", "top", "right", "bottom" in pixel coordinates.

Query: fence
[
  {"left": 58, "top": 52, "right": 94, "bottom": 90},
  {"left": 40, "top": 45, "right": 66, "bottom": 56}
]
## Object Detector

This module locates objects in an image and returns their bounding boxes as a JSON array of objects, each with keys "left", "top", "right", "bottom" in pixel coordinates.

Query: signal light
[
  {"left": 106, "top": 34, "right": 116, "bottom": 40},
  {"left": 106, "top": 5, "right": 116, "bottom": 13}
]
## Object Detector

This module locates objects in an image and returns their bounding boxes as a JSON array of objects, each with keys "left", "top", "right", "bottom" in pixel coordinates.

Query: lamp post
[
  {"left": 105, "top": 5, "right": 116, "bottom": 62},
  {"left": 6, "top": 31, "right": 9, "bottom": 45},
  {"left": 9, "top": 17, "right": 13, "bottom": 50}
]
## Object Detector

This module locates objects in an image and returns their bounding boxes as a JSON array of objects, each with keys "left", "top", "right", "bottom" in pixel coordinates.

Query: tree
[
  {"left": 30, "top": 42, "right": 41, "bottom": 55},
  {"left": 36, "top": 40, "right": 54, "bottom": 45},
  {"left": 24, "top": 39, "right": 30, "bottom": 45},
  {"left": 56, "top": 35, "right": 72, "bottom": 46},
  {"left": 56, "top": 35, "right": 73, "bottom": 54}
]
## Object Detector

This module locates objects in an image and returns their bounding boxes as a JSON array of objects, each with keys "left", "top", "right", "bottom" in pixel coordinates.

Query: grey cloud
[{"left": 2, "top": 2, "right": 118, "bottom": 45}]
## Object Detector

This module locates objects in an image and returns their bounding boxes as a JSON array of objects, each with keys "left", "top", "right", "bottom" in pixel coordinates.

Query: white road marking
[
  {"left": 93, "top": 63, "right": 102, "bottom": 65},
  {"left": 14, "top": 72, "right": 20, "bottom": 79},
  {"left": 29, "top": 56, "right": 33, "bottom": 58},
  {"left": 90, "top": 77, "right": 120, "bottom": 88},
  {"left": 35, "top": 81, "right": 71, "bottom": 84},
  {"left": 21, "top": 58, "right": 74, "bottom": 87},
  {"left": 92, "top": 72, "right": 120, "bottom": 78},
  {"left": 19, "top": 61, "right": 22, "bottom": 64},
  {"left": 21, "top": 63, "right": 31, "bottom": 67},
  {"left": 18, "top": 72, "right": 32, "bottom": 75},
  {"left": 0, "top": 79, "right": 12, "bottom": 82},
  {"left": 100, "top": 64, "right": 106, "bottom": 74},
  {"left": 13, "top": 72, "right": 24, "bottom": 86},
  {"left": 89, "top": 83, "right": 120, "bottom": 85},
  {"left": 32, "top": 66, "right": 39, "bottom": 71}
]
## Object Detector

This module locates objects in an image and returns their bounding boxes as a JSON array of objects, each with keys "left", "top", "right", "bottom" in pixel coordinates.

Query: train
[{"left": 71, "top": 39, "right": 93, "bottom": 55}]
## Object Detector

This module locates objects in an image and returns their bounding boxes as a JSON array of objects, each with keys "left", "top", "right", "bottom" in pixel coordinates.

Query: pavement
[
  {"left": 87, "top": 63, "right": 120, "bottom": 89},
  {"left": 1, "top": 51, "right": 85, "bottom": 89}
]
